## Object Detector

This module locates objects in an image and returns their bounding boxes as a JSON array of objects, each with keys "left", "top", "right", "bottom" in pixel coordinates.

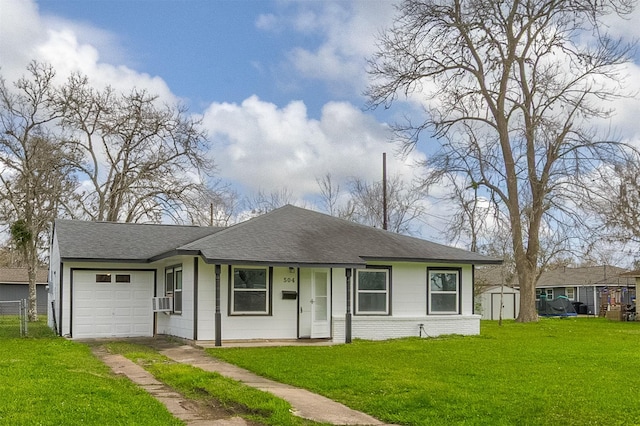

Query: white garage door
[{"left": 73, "top": 270, "right": 154, "bottom": 338}]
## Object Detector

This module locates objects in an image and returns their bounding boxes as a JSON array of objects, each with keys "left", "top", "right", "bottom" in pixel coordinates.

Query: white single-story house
[{"left": 48, "top": 205, "right": 501, "bottom": 344}]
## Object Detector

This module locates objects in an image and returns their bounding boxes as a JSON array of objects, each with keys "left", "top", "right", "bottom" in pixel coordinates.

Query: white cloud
[
  {"left": 0, "top": 0, "right": 47, "bottom": 83},
  {"left": 262, "top": 1, "right": 396, "bottom": 96},
  {"left": 202, "top": 95, "right": 425, "bottom": 200},
  {"left": 0, "top": 0, "right": 176, "bottom": 103}
]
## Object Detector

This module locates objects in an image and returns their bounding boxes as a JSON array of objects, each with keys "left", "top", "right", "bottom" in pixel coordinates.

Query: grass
[
  {"left": 207, "top": 318, "right": 640, "bottom": 426},
  {"left": 106, "top": 342, "right": 325, "bottom": 425},
  {"left": 0, "top": 320, "right": 182, "bottom": 425},
  {"left": 4, "top": 317, "right": 639, "bottom": 425}
]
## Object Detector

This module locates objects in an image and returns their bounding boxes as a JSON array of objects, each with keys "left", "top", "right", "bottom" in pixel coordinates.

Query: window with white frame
[
  {"left": 165, "top": 265, "right": 182, "bottom": 314},
  {"left": 231, "top": 267, "right": 270, "bottom": 315},
  {"left": 356, "top": 267, "right": 390, "bottom": 315},
  {"left": 565, "top": 287, "right": 575, "bottom": 300},
  {"left": 536, "top": 288, "right": 553, "bottom": 300},
  {"left": 428, "top": 269, "right": 460, "bottom": 314}
]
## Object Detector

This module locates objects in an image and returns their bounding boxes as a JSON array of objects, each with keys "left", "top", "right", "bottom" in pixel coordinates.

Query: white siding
[
  {"left": 218, "top": 266, "right": 299, "bottom": 341},
  {"left": 51, "top": 253, "right": 482, "bottom": 342},
  {"left": 47, "top": 234, "right": 61, "bottom": 333},
  {"left": 155, "top": 256, "right": 196, "bottom": 340}
]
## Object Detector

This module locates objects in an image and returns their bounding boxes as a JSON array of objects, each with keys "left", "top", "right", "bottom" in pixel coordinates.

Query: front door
[{"left": 299, "top": 269, "right": 331, "bottom": 338}]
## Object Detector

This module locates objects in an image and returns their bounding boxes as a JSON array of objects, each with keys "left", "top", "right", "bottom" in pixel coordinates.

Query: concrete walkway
[
  {"left": 160, "top": 344, "right": 388, "bottom": 426},
  {"left": 92, "top": 346, "right": 250, "bottom": 425},
  {"left": 94, "top": 340, "right": 391, "bottom": 426}
]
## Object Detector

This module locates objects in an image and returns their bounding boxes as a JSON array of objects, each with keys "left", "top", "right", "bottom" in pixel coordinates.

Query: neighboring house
[
  {"left": 48, "top": 205, "right": 501, "bottom": 343},
  {"left": 536, "top": 266, "right": 634, "bottom": 316},
  {"left": 476, "top": 265, "right": 635, "bottom": 317},
  {"left": 0, "top": 268, "right": 48, "bottom": 314}
]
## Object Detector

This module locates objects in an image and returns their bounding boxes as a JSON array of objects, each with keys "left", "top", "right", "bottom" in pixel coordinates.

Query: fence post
[{"left": 20, "top": 299, "right": 28, "bottom": 337}]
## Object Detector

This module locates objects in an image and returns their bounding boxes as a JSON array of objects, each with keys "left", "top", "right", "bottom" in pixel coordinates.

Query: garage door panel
[
  {"left": 73, "top": 270, "right": 154, "bottom": 338},
  {"left": 114, "top": 289, "right": 133, "bottom": 300}
]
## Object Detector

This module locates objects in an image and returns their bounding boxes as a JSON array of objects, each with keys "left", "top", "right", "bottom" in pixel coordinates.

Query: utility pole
[{"left": 382, "top": 152, "right": 388, "bottom": 230}]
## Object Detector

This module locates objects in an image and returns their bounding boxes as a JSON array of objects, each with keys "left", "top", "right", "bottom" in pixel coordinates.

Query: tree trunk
[
  {"left": 515, "top": 261, "right": 538, "bottom": 322},
  {"left": 27, "top": 262, "right": 38, "bottom": 322}
]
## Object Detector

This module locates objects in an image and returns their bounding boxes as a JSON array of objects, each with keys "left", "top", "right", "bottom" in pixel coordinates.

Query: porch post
[
  {"left": 345, "top": 268, "right": 352, "bottom": 343},
  {"left": 215, "top": 264, "right": 222, "bottom": 347}
]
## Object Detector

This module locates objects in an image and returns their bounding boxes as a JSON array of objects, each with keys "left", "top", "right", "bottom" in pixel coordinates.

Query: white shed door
[{"left": 73, "top": 270, "right": 154, "bottom": 338}]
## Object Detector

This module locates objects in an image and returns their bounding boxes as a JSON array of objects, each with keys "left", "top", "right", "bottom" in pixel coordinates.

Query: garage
[{"left": 72, "top": 270, "right": 154, "bottom": 338}]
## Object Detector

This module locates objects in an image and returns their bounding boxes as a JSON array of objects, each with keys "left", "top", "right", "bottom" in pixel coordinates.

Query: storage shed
[{"left": 477, "top": 285, "right": 520, "bottom": 320}]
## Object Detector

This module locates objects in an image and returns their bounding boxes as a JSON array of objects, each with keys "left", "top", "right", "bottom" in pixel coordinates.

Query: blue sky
[
  {"left": 35, "top": 1, "right": 334, "bottom": 113},
  {"left": 2, "top": 1, "right": 431, "bottom": 217},
  {"left": 3, "top": 0, "right": 640, "bottom": 248}
]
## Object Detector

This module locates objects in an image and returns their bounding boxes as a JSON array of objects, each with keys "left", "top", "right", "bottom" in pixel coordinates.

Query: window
[
  {"left": 96, "top": 274, "right": 111, "bottom": 283},
  {"left": 356, "top": 268, "right": 390, "bottom": 315},
  {"left": 566, "top": 287, "right": 575, "bottom": 300},
  {"left": 165, "top": 266, "right": 182, "bottom": 314},
  {"left": 428, "top": 269, "right": 460, "bottom": 314},
  {"left": 231, "top": 267, "right": 270, "bottom": 315},
  {"left": 537, "top": 289, "right": 553, "bottom": 300},
  {"left": 115, "top": 274, "right": 131, "bottom": 283}
]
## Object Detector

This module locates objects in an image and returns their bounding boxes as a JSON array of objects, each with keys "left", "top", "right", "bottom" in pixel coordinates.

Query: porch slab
[{"left": 195, "top": 338, "right": 337, "bottom": 348}]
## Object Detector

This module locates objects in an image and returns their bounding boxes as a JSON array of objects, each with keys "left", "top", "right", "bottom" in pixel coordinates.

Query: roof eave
[
  {"left": 148, "top": 249, "right": 202, "bottom": 263},
  {"left": 200, "top": 257, "right": 366, "bottom": 269},
  {"left": 360, "top": 256, "right": 503, "bottom": 265},
  {"left": 60, "top": 257, "right": 150, "bottom": 264}
]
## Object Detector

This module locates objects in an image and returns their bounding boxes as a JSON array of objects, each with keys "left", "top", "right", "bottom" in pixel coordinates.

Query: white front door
[
  {"left": 310, "top": 270, "right": 330, "bottom": 338},
  {"left": 298, "top": 269, "right": 331, "bottom": 339}
]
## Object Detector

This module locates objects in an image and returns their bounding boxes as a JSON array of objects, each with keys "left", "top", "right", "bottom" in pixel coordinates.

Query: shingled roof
[
  {"left": 54, "top": 220, "right": 223, "bottom": 262},
  {"left": 476, "top": 264, "right": 634, "bottom": 288},
  {"left": 0, "top": 268, "right": 48, "bottom": 284},
  {"left": 55, "top": 205, "right": 502, "bottom": 266},
  {"left": 180, "top": 205, "right": 500, "bottom": 266}
]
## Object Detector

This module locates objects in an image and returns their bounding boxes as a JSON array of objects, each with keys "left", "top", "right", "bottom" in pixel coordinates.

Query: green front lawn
[
  {"left": 0, "top": 321, "right": 182, "bottom": 426},
  {"left": 208, "top": 318, "right": 640, "bottom": 425},
  {"left": 106, "top": 342, "right": 324, "bottom": 425}
]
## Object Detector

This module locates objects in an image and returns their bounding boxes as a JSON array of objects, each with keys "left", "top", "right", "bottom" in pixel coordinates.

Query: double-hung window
[
  {"left": 428, "top": 268, "right": 460, "bottom": 314},
  {"left": 165, "top": 265, "right": 182, "bottom": 314},
  {"left": 231, "top": 267, "right": 270, "bottom": 315},
  {"left": 356, "top": 267, "right": 390, "bottom": 315},
  {"left": 565, "top": 287, "right": 575, "bottom": 300}
]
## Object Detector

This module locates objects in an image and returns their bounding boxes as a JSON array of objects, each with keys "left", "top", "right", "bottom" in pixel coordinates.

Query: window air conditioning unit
[{"left": 152, "top": 296, "right": 173, "bottom": 312}]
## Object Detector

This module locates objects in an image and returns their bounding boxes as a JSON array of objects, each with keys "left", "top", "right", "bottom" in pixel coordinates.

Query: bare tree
[
  {"left": 587, "top": 158, "right": 640, "bottom": 245},
  {"left": 58, "top": 73, "right": 215, "bottom": 223},
  {"left": 187, "top": 184, "right": 242, "bottom": 227},
  {"left": 367, "top": 0, "right": 635, "bottom": 322},
  {"left": 243, "top": 187, "right": 297, "bottom": 216},
  {"left": 0, "top": 62, "right": 77, "bottom": 321},
  {"left": 439, "top": 172, "right": 501, "bottom": 253},
  {"left": 316, "top": 173, "right": 342, "bottom": 216},
  {"left": 346, "top": 174, "right": 426, "bottom": 234}
]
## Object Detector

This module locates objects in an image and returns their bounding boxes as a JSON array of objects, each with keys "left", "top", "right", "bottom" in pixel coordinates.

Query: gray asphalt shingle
[
  {"left": 54, "top": 205, "right": 501, "bottom": 265},
  {"left": 180, "top": 205, "right": 501, "bottom": 266},
  {"left": 54, "top": 220, "right": 223, "bottom": 261}
]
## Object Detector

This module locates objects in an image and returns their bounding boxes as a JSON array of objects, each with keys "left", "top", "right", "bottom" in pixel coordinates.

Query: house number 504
[{"left": 283, "top": 277, "right": 295, "bottom": 283}]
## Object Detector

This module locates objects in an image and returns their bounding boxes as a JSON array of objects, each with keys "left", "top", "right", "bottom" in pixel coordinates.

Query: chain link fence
[{"left": 0, "top": 300, "right": 28, "bottom": 337}]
